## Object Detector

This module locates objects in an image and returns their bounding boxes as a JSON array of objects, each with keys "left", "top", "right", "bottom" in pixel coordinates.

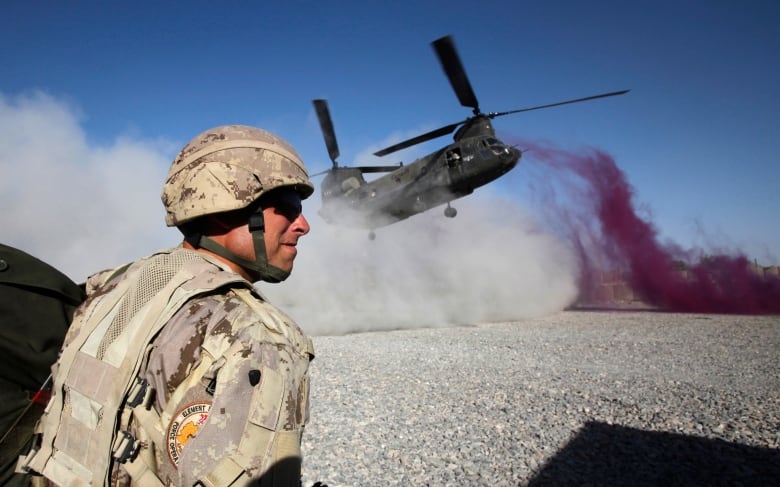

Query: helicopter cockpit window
[
  {"left": 482, "top": 137, "right": 508, "bottom": 156},
  {"left": 481, "top": 137, "right": 502, "bottom": 148}
]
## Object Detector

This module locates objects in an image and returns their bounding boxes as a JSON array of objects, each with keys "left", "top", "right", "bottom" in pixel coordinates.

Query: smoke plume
[{"left": 516, "top": 140, "right": 780, "bottom": 314}]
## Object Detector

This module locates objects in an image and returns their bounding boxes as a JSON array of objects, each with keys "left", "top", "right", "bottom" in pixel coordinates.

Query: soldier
[{"left": 19, "top": 125, "right": 316, "bottom": 486}]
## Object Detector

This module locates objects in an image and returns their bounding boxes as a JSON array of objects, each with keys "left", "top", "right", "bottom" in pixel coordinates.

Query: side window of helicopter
[
  {"left": 446, "top": 148, "right": 462, "bottom": 167},
  {"left": 341, "top": 177, "right": 361, "bottom": 193}
]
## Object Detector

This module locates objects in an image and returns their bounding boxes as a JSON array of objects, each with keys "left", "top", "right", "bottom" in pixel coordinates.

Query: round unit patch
[{"left": 167, "top": 401, "right": 211, "bottom": 466}]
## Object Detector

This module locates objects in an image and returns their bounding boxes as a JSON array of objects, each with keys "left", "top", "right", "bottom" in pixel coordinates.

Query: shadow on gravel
[{"left": 527, "top": 421, "right": 780, "bottom": 486}]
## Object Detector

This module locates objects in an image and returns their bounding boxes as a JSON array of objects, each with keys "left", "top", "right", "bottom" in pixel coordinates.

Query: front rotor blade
[
  {"left": 373, "top": 120, "right": 464, "bottom": 157},
  {"left": 313, "top": 99, "right": 340, "bottom": 167},
  {"left": 433, "top": 36, "right": 479, "bottom": 111},
  {"left": 490, "top": 90, "right": 630, "bottom": 118}
]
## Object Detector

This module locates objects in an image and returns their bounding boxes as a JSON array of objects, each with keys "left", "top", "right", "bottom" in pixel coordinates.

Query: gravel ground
[{"left": 299, "top": 311, "right": 780, "bottom": 487}]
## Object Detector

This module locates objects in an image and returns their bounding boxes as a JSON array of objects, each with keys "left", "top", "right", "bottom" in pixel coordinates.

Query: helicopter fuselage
[
  {"left": 311, "top": 35, "right": 626, "bottom": 235},
  {"left": 318, "top": 118, "right": 521, "bottom": 229}
]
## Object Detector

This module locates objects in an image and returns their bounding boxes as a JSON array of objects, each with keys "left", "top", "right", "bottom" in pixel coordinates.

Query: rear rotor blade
[
  {"left": 354, "top": 165, "right": 404, "bottom": 173},
  {"left": 373, "top": 120, "right": 464, "bottom": 157},
  {"left": 489, "top": 90, "right": 630, "bottom": 118},
  {"left": 312, "top": 165, "right": 402, "bottom": 178},
  {"left": 433, "top": 36, "right": 479, "bottom": 112},
  {"left": 313, "top": 99, "right": 340, "bottom": 167}
]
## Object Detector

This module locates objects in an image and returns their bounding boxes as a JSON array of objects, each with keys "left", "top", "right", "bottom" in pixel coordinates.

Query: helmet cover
[{"left": 162, "top": 125, "right": 314, "bottom": 227}]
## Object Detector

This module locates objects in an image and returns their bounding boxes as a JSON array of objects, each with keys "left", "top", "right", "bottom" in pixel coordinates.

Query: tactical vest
[{"left": 19, "top": 247, "right": 313, "bottom": 486}]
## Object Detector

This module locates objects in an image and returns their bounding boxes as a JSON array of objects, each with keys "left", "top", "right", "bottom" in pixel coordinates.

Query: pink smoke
[{"left": 517, "top": 140, "right": 780, "bottom": 314}]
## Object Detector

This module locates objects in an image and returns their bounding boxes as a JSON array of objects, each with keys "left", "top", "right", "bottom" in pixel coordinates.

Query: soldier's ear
[{"left": 206, "top": 211, "right": 248, "bottom": 234}]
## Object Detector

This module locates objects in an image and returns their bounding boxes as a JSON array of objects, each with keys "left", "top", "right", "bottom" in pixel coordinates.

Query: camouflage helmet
[{"left": 162, "top": 125, "right": 314, "bottom": 227}]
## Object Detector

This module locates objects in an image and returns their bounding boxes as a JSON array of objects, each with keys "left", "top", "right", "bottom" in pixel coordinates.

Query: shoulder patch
[{"left": 167, "top": 401, "right": 212, "bottom": 466}]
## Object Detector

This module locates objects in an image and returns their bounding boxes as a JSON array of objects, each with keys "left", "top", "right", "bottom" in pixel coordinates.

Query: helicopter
[{"left": 313, "top": 35, "right": 628, "bottom": 239}]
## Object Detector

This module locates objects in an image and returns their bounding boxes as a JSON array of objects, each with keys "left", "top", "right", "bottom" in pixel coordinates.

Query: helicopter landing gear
[
  {"left": 444, "top": 203, "right": 457, "bottom": 218},
  {"left": 368, "top": 230, "right": 376, "bottom": 240}
]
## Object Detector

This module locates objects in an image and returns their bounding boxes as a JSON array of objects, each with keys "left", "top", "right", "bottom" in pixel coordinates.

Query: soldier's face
[{"left": 259, "top": 189, "right": 310, "bottom": 273}]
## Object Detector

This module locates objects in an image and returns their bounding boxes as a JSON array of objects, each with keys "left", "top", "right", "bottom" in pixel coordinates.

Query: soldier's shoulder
[
  {"left": 191, "top": 288, "right": 288, "bottom": 335},
  {"left": 174, "top": 288, "right": 311, "bottom": 361}
]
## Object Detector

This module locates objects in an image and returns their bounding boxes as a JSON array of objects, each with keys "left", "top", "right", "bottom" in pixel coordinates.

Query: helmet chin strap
[{"left": 185, "top": 213, "right": 290, "bottom": 283}]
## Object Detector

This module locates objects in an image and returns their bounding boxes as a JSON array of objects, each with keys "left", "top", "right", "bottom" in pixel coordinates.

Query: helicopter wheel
[
  {"left": 444, "top": 204, "right": 457, "bottom": 218},
  {"left": 368, "top": 230, "right": 376, "bottom": 240}
]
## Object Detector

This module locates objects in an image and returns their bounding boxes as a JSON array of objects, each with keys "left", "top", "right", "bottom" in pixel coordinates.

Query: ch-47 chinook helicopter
[{"left": 314, "top": 35, "right": 628, "bottom": 239}]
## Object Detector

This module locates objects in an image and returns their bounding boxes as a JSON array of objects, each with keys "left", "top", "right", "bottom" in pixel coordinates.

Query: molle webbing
[{"left": 96, "top": 251, "right": 202, "bottom": 359}]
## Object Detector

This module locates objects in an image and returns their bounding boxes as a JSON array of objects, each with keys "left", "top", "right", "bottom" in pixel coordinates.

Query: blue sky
[{"left": 2, "top": 0, "right": 779, "bottom": 287}]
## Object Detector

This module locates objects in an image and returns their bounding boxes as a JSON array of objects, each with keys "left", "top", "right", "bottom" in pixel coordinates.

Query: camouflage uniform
[
  {"left": 20, "top": 126, "right": 315, "bottom": 486},
  {"left": 108, "top": 248, "right": 313, "bottom": 486}
]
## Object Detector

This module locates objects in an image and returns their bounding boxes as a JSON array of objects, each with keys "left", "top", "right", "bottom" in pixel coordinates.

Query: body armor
[{"left": 20, "top": 247, "right": 313, "bottom": 486}]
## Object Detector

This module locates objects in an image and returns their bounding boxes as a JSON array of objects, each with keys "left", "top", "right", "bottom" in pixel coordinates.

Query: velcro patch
[{"left": 167, "top": 401, "right": 211, "bottom": 467}]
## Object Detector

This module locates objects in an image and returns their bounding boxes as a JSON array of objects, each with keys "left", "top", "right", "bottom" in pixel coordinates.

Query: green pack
[{"left": 0, "top": 244, "right": 85, "bottom": 486}]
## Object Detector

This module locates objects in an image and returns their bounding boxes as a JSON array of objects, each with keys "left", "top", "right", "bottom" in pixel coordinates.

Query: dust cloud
[
  {"left": 263, "top": 194, "right": 580, "bottom": 336},
  {"left": 0, "top": 91, "right": 180, "bottom": 281}
]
